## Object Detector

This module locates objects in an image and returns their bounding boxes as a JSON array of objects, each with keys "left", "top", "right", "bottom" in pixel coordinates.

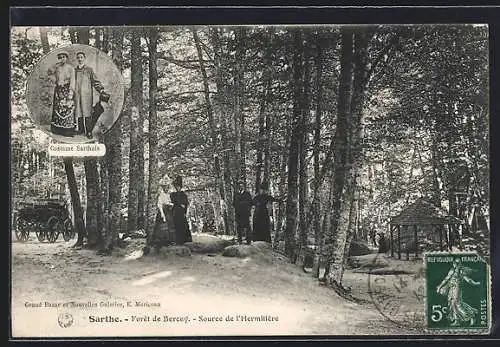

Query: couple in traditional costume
[{"left": 49, "top": 50, "right": 109, "bottom": 138}]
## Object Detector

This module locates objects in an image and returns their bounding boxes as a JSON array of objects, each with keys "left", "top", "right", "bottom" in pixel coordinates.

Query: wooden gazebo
[{"left": 388, "top": 198, "right": 464, "bottom": 260}]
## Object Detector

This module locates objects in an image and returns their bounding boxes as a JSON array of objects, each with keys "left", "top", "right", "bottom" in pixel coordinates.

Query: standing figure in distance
[
  {"left": 233, "top": 179, "right": 253, "bottom": 244},
  {"left": 252, "top": 181, "right": 282, "bottom": 243},
  {"left": 150, "top": 180, "right": 176, "bottom": 249},
  {"left": 170, "top": 176, "right": 192, "bottom": 245},
  {"left": 74, "top": 51, "right": 107, "bottom": 139},
  {"left": 48, "top": 50, "right": 76, "bottom": 137}
]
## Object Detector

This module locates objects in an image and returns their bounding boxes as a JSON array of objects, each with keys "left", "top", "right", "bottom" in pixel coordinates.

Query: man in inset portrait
[{"left": 74, "top": 51, "right": 109, "bottom": 139}]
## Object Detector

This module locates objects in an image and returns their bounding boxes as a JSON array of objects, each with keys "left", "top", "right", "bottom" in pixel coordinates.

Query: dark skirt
[
  {"left": 173, "top": 205, "right": 192, "bottom": 244},
  {"left": 51, "top": 83, "right": 75, "bottom": 136},
  {"left": 151, "top": 204, "right": 176, "bottom": 247},
  {"left": 252, "top": 210, "right": 272, "bottom": 242}
]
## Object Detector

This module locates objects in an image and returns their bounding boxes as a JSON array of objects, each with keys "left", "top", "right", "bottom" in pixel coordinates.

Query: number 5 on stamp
[{"left": 425, "top": 252, "right": 491, "bottom": 333}]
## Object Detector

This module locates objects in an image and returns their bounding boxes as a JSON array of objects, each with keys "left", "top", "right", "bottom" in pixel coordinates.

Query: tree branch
[
  {"left": 365, "top": 34, "right": 400, "bottom": 86},
  {"left": 158, "top": 53, "right": 212, "bottom": 70}
]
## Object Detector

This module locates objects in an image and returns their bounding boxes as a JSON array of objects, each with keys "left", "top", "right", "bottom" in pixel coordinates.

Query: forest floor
[{"left": 11, "top": 232, "right": 428, "bottom": 338}]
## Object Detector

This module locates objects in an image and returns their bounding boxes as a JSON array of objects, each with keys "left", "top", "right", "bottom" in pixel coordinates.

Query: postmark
[
  {"left": 367, "top": 252, "right": 426, "bottom": 330},
  {"left": 58, "top": 312, "right": 74, "bottom": 328},
  {"left": 424, "top": 252, "right": 491, "bottom": 333}
]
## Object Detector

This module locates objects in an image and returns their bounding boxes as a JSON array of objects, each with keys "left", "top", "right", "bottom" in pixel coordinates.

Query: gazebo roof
[{"left": 390, "top": 198, "right": 463, "bottom": 226}]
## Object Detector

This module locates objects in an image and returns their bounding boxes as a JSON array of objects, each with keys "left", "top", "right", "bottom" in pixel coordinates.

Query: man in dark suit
[{"left": 233, "top": 180, "right": 253, "bottom": 244}]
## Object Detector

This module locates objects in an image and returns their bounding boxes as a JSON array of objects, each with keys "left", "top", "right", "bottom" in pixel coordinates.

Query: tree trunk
[
  {"left": 196, "top": 28, "right": 228, "bottom": 234},
  {"left": 430, "top": 130, "right": 445, "bottom": 208},
  {"left": 99, "top": 26, "right": 110, "bottom": 231},
  {"left": 254, "top": 93, "right": 266, "bottom": 193},
  {"left": 136, "top": 32, "right": 146, "bottom": 231},
  {"left": 77, "top": 28, "right": 90, "bottom": 45},
  {"left": 39, "top": 28, "right": 87, "bottom": 246},
  {"left": 255, "top": 38, "right": 274, "bottom": 192},
  {"left": 262, "top": 34, "right": 276, "bottom": 186},
  {"left": 306, "top": 32, "right": 339, "bottom": 245},
  {"left": 99, "top": 27, "right": 125, "bottom": 251},
  {"left": 323, "top": 28, "right": 354, "bottom": 284},
  {"left": 99, "top": 154, "right": 109, "bottom": 231},
  {"left": 84, "top": 159, "right": 102, "bottom": 248},
  {"left": 284, "top": 30, "right": 304, "bottom": 262},
  {"left": 127, "top": 28, "right": 143, "bottom": 233},
  {"left": 73, "top": 27, "right": 103, "bottom": 249},
  {"left": 102, "top": 28, "right": 110, "bottom": 53},
  {"left": 312, "top": 34, "right": 324, "bottom": 275},
  {"left": 234, "top": 27, "right": 247, "bottom": 184},
  {"left": 275, "top": 115, "right": 291, "bottom": 247},
  {"left": 39, "top": 27, "right": 50, "bottom": 52},
  {"left": 94, "top": 28, "right": 102, "bottom": 50},
  {"left": 64, "top": 158, "right": 86, "bottom": 246},
  {"left": 222, "top": 114, "right": 235, "bottom": 236},
  {"left": 325, "top": 28, "right": 371, "bottom": 287},
  {"left": 298, "top": 39, "right": 312, "bottom": 263},
  {"left": 146, "top": 27, "right": 160, "bottom": 245},
  {"left": 262, "top": 108, "right": 273, "bottom": 185}
]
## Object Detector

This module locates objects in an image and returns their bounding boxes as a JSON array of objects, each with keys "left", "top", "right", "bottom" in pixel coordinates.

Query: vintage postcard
[{"left": 10, "top": 19, "right": 492, "bottom": 338}]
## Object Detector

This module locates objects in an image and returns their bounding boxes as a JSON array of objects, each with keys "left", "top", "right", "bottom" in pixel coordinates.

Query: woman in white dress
[{"left": 145, "top": 180, "right": 176, "bottom": 253}]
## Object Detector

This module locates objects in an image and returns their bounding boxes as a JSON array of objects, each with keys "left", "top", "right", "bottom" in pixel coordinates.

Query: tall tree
[
  {"left": 284, "top": 30, "right": 304, "bottom": 261},
  {"left": 84, "top": 159, "right": 102, "bottom": 247},
  {"left": 97, "top": 28, "right": 110, "bottom": 252},
  {"left": 323, "top": 28, "right": 354, "bottom": 284},
  {"left": 99, "top": 27, "right": 125, "bottom": 252},
  {"left": 127, "top": 28, "right": 144, "bottom": 233},
  {"left": 311, "top": 32, "right": 325, "bottom": 276},
  {"left": 233, "top": 27, "right": 247, "bottom": 184},
  {"left": 145, "top": 26, "right": 160, "bottom": 244},
  {"left": 73, "top": 27, "right": 103, "bottom": 249},
  {"left": 298, "top": 36, "right": 313, "bottom": 262},
  {"left": 39, "top": 27, "right": 50, "bottom": 52},
  {"left": 194, "top": 28, "right": 228, "bottom": 234},
  {"left": 63, "top": 158, "right": 86, "bottom": 246},
  {"left": 254, "top": 34, "right": 273, "bottom": 193},
  {"left": 40, "top": 27, "right": 87, "bottom": 246},
  {"left": 325, "top": 28, "right": 372, "bottom": 288}
]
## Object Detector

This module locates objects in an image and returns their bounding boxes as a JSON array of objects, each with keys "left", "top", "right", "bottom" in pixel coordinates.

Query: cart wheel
[
  {"left": 36, "top": 222, "right": 46, "bottom": 242},
  {"left": 47, "top": 216, "right": 60, "bottom": 243},
  {"left": 21, "top": 227, "right": 30, "bottom": 241},
  {"left": 62, "top": 219, "right": 74, "bottom": 241},
  {"left": 26, "top": 221, "right": 37, "bottom": 242},
  {"left": 15, "top": 216, "right": 28, "bottom": 242}
]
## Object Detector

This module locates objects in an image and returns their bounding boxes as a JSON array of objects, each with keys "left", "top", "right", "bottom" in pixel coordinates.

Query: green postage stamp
[{"left": 425, "top": 252, "right": 491, "bottom": 332}]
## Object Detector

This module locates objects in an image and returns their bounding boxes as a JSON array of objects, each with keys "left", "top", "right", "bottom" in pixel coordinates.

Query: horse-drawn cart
[{"left": 13, "top": 198, "right": 75, "bottom": 243}]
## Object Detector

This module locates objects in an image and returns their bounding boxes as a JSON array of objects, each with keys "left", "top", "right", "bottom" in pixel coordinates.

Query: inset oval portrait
[{"left": 26, "top": 44, "right": 124, "bottom": 143}]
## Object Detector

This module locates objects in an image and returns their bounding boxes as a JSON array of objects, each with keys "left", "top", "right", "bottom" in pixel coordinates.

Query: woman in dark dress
[
  {"left": 48, "top": 50, "right": 76, "bottom": 137},
  {"left": 252, "top": 181, "right": 281, "bottom": 243},
  {"left": 170, "top": 176, "right": 192, "bottom": 245}
]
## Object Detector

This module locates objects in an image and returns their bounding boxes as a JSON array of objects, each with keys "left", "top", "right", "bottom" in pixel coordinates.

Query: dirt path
[{"left": 11, "top": 234, "right": 414, "bottom": 337}]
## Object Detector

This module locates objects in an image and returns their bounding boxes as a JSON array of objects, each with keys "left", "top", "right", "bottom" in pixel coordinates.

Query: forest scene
[{"left": 10, "top": 24, "right": 490, "bottom": 336}]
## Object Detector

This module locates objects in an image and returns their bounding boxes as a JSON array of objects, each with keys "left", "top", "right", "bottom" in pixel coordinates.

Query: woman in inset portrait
[{"left": 47, "top": 50, "right": 76, "bottom": 136}]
